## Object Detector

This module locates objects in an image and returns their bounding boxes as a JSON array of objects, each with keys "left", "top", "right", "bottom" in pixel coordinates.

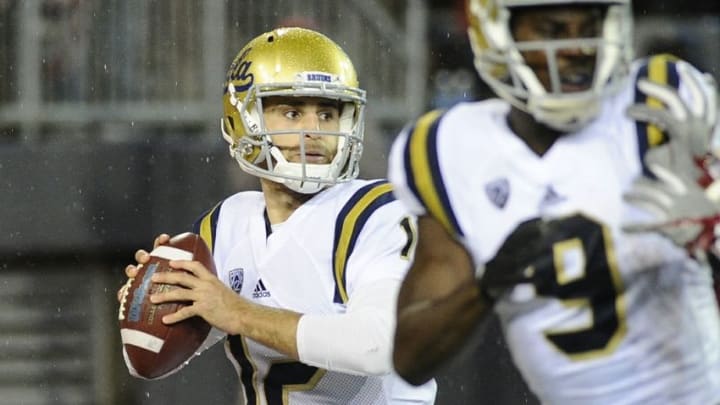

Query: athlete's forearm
[
  {"left": 233, "top": 300, "right": 302, "bottom": 359},
  {"left": 393, "top": 281, "right": 488, "bottom": 386}
]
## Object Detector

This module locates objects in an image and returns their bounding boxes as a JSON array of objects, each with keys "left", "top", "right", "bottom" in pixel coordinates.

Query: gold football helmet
[
  {"left": 221, "top": 27, "right": 366, "bottom": 194},
  {"left": 467, "top": 0, "right": 633, "bottom": 131}
]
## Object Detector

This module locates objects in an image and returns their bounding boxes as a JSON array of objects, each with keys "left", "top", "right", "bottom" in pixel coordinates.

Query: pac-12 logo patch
[
  {"left": 485, "top": 178, "right": 510, "bottom": 209},
  {"left": 229, "top": 268, "right": 244, "bottom": 293}
]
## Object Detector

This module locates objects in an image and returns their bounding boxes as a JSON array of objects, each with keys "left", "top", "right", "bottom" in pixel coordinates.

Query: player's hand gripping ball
[{"left": 118, "top": 232, "right": 216, "bottom": 378}]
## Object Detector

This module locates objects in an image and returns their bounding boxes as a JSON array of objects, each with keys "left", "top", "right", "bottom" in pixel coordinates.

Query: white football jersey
[
  {"left": 389, "top": 55, "right": 720, "bottom": 404},
  {"left": 193, "top": 179, "right": 436, "bottom": 405}
]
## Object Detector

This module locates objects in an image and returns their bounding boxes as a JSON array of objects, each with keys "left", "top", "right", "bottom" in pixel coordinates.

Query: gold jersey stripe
[
  {"left": 333, "top": 182, "right": 394, "bottom": 303},
  {"left": 407, "top": 109, "right": 458, "bottom": 235},
  {"left": 198, "top": 202, "right": 222, "bottom": 253}
]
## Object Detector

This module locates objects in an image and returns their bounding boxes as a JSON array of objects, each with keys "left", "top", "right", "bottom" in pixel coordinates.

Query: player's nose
[{"left": 300, "top": 114, "right": 322, "bottom": 138}]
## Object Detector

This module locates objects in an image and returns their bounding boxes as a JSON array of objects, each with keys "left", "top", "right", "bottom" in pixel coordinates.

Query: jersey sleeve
[
  {"left": 191, "top": 199, "right": 224, "bottom": 254},
  {"left": 327, "top": 180, "right": 411, "bottom": 304},
  {"left": 342, "top": 198, "right": 416, "bottom": 295},
  {"left": 387, "top": 109, "right": 464, "bottom": 238}
]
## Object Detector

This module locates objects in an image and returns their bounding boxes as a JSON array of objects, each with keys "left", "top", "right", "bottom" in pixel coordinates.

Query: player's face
[
  {"left": 511, "top": 5, "right": 604, "bottom": 93},
  {"left": 263, "top": 96, "right": 340, "bottom": 164}
]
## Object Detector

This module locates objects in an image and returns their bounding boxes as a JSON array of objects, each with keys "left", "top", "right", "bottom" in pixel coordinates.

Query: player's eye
[
  {"left": 536, "top": 21, "right": 567, "bottom": 38},
  {"left": 283, "top": 110, "right": 301, "bottom": 120},
  {"left": 580, "top": 20, "right": 602, "bottom": 37}
]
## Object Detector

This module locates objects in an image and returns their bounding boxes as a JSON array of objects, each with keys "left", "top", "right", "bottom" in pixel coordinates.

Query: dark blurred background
[{"left": 0, "top": 0, "right": 717, "bottom": 404}]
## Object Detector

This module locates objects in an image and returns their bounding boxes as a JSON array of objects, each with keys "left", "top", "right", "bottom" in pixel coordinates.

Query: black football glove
[
  {"left": 479, "top": 214, "right": 608, "bottom": 302},
  {"left": 478, "top": 217, "right": 552, "bottom": 302}
]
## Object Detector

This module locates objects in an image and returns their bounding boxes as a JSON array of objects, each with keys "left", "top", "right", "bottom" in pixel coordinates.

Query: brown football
[{"left": 118, "top": 232, "right": 216, "bottom": 379}]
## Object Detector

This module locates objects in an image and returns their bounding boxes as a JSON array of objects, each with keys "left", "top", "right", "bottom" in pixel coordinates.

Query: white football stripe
[
  {"left": 150, "top": 245, "right": 193, "bottom": 261},
  {"left": 121, "top": 329, "right": 165, "bottom": 353}
]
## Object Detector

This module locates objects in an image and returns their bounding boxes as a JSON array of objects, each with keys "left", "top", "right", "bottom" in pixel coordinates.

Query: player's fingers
[
  {"left": 125, "top": 264, "right": 141, "bottom": 278},
  {"left": 648, "top": 162, "right": 690, "bottom": 196},
  {"left": 150, "top": 286, "right": 194, "bottom": 305},
  {"left": 135, "top": 249, "right": 151, "bottom": 264},
  {"left": 677, "top": 61, "right": 718, "bottom": 125},
  {"left": 153, "top": 234, "right": 171, "bottom": 248},
  {"left": 151, "top": 270, "right": 198, "bottom": 289},
  {"left": 706, "top": 180, "right": 720, "bottom": 203},
  {"left": 677, "top": 62, "right": 705, "bottom": 119},
  {"left": 626, "top": 104, "right": 674, "bottom": 131},
  {"left": 636, "top": 79, "right": 688, "bottom": 121},
  {"left": 169, "top": 259, "right": 211, "bottom": 278},
  {"left": 623, "top": 183, "right": 672, "bottom": 218},
  {"left": 161, "top": 305, "right": 195, "bottom": 325},
  {"left": 702, "top": 73, "right": 718, "bottom": 126},
  {"left": 621, "top": 221, "right": 664, "bottom": 234},
  {"left": 627, "top": 173, "right": 675, "bottom": 198}
]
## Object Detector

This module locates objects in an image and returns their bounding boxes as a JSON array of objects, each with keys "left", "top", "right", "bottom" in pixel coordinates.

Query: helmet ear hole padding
[
  {"left": 336, "top": 101, "right": 356, "bottom": 152},
  {"left": 339, "top": 102, "right": 355, "bottom": 134}
]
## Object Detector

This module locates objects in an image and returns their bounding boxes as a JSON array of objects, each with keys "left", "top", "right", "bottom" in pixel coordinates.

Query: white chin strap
[{"left": 268, "top": 147, "right": 333, "bottom": 194}]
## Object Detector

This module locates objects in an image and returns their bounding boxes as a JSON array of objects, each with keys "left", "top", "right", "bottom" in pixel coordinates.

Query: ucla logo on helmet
[{"left": 225, "top": 48, "right": 254, "bottom": 93}]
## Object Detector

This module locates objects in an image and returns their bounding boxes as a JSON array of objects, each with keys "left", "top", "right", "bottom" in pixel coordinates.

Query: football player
[
  {"left": 120, "top": 27, "right": 436, "bottom": 404},
  {"left": 389, "top": 0, "right": 720, "bottom": 404}
]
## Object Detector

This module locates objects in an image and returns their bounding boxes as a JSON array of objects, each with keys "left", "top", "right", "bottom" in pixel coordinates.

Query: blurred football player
[
  {"left": 389, "top": 0, "right": 720, "bottom": 403},
  {"left": 119, "top": 27, "right": 436, "bottom": 404}
]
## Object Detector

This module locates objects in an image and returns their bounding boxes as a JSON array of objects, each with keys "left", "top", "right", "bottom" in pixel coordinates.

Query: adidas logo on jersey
[
  {"left": 252, "top": 279, "right": 271, "bottom": 299},
  {"left": 540, "top": 186, "right": 566, "bottom": 208}
]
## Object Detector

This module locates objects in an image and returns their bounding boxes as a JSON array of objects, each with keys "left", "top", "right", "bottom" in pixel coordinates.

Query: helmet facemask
[
  {"left": 468, "top": 0, "right": 633, "bottom": 132},
  {"left": 222, "top": 73, "right": 366, "bottom": 194}
]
